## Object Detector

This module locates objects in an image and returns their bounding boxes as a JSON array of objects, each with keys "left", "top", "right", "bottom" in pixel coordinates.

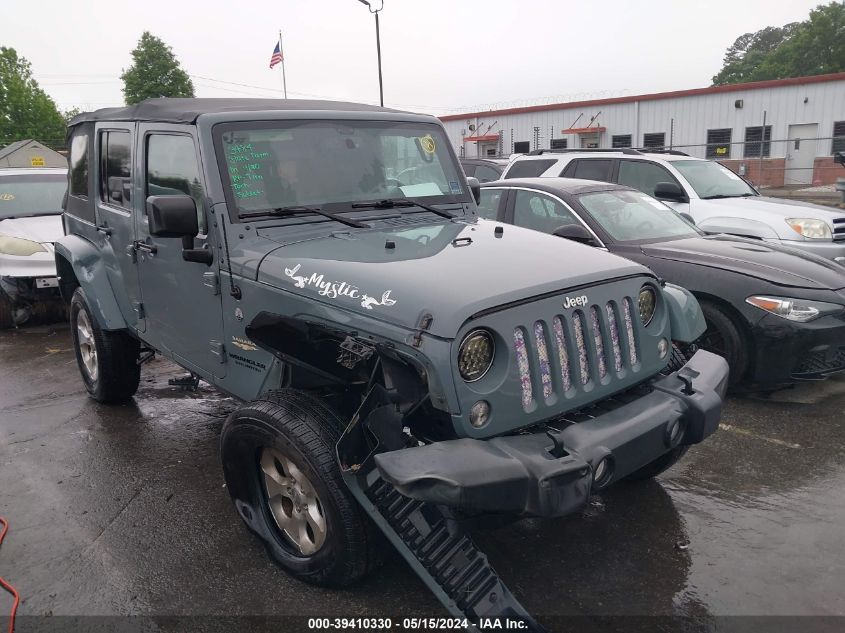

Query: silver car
[
  {"left": 501, "top": 150, "right": 845, "bottom": 264},
  {"left": 0, "top": 167, "right": 67, "bottom": 327}
]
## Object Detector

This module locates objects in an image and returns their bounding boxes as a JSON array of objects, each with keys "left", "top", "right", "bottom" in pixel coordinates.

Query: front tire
[
  {"left": 697, "top": 301, "right": 747, "bottom": 386},
  {"left": 70, "top": 287, "right": 140, "bottom": 403},
  {"left": 220, "top": 389, "right": 380, "bottom": 587},
  {"left": 0, "top": 292, "right": 13, "bottom": 330}
]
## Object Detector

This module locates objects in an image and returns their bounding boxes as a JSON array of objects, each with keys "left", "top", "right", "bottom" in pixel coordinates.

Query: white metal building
[{"left": 440, "top": 72, "right": 845, "bottom": 186}]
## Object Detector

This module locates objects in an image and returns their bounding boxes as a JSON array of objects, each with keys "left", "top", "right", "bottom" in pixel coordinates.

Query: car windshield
[
  {"left": 215, "top": 120, "right": 469, "bottom": 216},
  {"left": 672, "top": 160, "right": 757, "bottom": 199},
  {"left": 577, "top": 189, "right": 700, "bottom": 243},
  {"left": 0, "top": 173, "right": 67, "bottom": 219}
]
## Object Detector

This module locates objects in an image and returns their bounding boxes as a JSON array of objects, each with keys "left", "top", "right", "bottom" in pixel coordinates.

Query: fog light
[
  {"left": 470, "top": 400, "right": 491, "bottom": 427},
  {"left": 657, "top": 338, "right": 669, "bottom": 359},
  {"left": 592, "top": 456, "right": 613, "bottom": 487},
  {"left": 666, "top": 418, "right": 685, "bottom": 447}
]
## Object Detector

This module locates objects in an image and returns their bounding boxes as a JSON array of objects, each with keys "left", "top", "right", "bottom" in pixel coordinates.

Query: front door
[
  {"left": 93, "top": 124, "right": 144, "bottom": 331},
  {"left": 786, "top": 123, "right": 818, "bottom": 185},
  {"left": 134, "top": 124, "right": 225, "bottom": 378}
]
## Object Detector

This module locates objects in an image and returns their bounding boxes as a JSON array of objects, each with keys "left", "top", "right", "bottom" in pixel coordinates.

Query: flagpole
[{"left": 279, "top": 30, "right": 288, "bottom": 99}]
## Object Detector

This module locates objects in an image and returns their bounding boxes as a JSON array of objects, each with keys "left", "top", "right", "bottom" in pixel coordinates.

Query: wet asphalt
[{"left": 1, "top": 323, "right": 844, "bottom": 631}]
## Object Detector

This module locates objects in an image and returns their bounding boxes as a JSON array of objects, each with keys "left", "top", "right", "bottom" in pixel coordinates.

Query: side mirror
[
  {"left": 654, "top": 181, "right": 687, "bottom": 203},
  {"left": 553, "top": 224, "right": 597, "bottom": 246},
  {"left": 146, "top": 194, "right": 213, "bottom": 265},
  {"left": 466, "top": 176, "right": 481, "bottom": 205},
  {"left": 835, "top": 151, "right": 845, "bottom": 167},
  {"left": 147, "top": 195, "right": 198, "bottom": 238}
]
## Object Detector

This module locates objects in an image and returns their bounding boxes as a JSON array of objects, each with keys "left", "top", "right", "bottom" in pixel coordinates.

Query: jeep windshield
[
  {"left": 577, "top": 189, "right": 701, "bottom": 243},
  {"left": 214, "top": 121, "right": 470, "bottom": 219},
  {"left": 0, "top": 173, "right": 67, "bottom": 219},
  {"left": 672, "top": 160, "right": 758, "bottom": 199}
]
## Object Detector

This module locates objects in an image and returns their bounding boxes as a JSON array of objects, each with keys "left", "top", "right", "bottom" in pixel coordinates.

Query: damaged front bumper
[{"left": 375, "top": 350, "right": 729, "bottom": 517}]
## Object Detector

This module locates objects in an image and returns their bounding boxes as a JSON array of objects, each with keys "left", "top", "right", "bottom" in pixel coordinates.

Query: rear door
[
  {"left": 94, "top": 124, "right": 144, "bottom": 331},
  {"left": 134, "top": 123, "right": 225, "bottom": 378}
]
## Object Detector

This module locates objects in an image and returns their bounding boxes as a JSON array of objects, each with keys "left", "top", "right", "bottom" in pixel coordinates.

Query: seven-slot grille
[
  {"left": 833, "top": 218, "right": 845, "bottom": 242},
  {"left": 513, "top": 298, "right": 639, "bottom": 411}
]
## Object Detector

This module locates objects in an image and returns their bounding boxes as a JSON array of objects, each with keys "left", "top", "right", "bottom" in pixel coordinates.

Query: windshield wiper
[
  {"left": 239, "top": 205, "right": 367, "bottom": 228},
  {"left": 350, "top": 198, "right": 455, "bottom": 220},
  {"left": 700, "top": 193, "right": 756, "bottom": 200}
]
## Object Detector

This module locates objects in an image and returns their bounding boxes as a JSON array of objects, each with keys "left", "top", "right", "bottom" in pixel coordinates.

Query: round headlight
[
  {"left": 458, "top": 329, "right": 495, "bottom": 382},
  {"left": 638, "top": 286, "right": 656, "bottom": 326}
]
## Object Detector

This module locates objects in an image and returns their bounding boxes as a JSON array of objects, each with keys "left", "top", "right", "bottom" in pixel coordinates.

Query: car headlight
[
  {"left": 746, "top": 296, "right": 844, "bottom": 322},
  {"left": 638, "top": 285, "right": 657, "bottom": 326},
  {"left": 785, "top": 218, "right": 832, "bottom": 240},
  {"left": 458, "top": 329, "right": 495, "bottom": 382},
  {"left": 0, "top": 235, "right": 47, "bottom": 256}
]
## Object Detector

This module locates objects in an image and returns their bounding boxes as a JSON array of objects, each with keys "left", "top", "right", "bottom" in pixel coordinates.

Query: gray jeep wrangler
[{"left": 56, "top": 98, "right": 728, "bottom": 630}]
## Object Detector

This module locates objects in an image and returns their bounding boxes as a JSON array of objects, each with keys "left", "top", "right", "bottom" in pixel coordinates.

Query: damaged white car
[{"left": 0, "top": 167, "right": 68, "bottom": 328}]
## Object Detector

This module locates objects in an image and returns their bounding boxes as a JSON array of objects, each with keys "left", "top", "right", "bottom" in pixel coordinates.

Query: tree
[
  {"left": 121, "top": 32, "right": 194, "bottom": 105},
  {"left": 62, "top": 107, "right": 81, "bottom": 124},
  {"left": 712, "top": 2, "right": 844, "bottom": 85},
  {"left": 0, "top": 47, "right": 66, "bottom": 148}
]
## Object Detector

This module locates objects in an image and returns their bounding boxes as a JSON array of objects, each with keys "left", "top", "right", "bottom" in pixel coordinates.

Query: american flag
[{"left": 269, "top": 42, "right": 283, "bottom": 69}]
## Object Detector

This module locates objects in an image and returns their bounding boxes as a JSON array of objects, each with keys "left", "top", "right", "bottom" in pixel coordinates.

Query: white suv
[{"left": 500, "top": 149, "right": 845, "bottom": 264}]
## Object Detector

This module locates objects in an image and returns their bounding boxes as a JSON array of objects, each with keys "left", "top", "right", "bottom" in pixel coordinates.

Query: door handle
[
  {"left": 96, "top": 225, "right": 112, "bottom": 236},
  {"left": 133, "top": 240, "right": 158, "bottom": 254}
]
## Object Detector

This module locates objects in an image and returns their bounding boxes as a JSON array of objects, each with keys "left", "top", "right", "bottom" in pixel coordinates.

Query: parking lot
[{"left": 1, "top": 323, "right": 844, "bottom": 631}]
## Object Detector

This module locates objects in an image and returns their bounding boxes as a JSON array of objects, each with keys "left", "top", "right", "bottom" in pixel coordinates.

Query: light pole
[{"left": 358, "top": 0, "right": 384, "bottom": 107}]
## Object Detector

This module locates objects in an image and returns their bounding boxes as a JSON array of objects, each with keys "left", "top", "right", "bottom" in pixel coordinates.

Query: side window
[
  {"left": 477, "top": 189, "right": 503, "bottom": 219},
  {"left": 566, "top": 159, "right": 613, "bottom": 182},
  {"left": 617, "top": 160, "right": 679, "bottom": 197},
  {"left": 461, "top": 163, "right": 476, "bottom": 177},
  {"left": 513, "top": 190, "right": 580, "bottom": 234},
  {"left": 503, "top": 159, "right": 556, "bottom": 179},
  {"left": 100, "top": 131, "right": 132, "bottom": 208},
  {"left": 69, "top": 133, "right": 89, "bottom": 198},
  {"left": 146, "top": 134, "right": 206, "bottom": 233},
  {"left": 474, "top": 165, "right": 501, "bottom": 183}
]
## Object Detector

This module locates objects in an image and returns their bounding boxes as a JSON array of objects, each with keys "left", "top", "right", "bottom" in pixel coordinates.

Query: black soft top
[{"left": 69, "top": 98, "right": 409, "bottom": 126}]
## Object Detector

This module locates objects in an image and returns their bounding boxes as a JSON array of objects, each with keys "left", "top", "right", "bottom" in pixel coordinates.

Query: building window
[
  {"left": 744, "top": 125, "right": 772, "bottom": 158},
  {"left": 706, "top": 128, "right": 732, "bottom": 159},
  {"left": 550, "top": 138, "right": 568, "bottom": 150},
  {"left": 832, "top": 121, "right": 845, "bottom": 154},
  {"left": 612, "top": 134, "right": 632, "bottom": 149},
  {"left": 69, "top": 133, "right": 89, "bottom": 198},
  {"left": 513, "top": 141, "right": 530, "bottom": 154},
  {"left": 642, "top": 133, "right": 665, "bottom": 149}
]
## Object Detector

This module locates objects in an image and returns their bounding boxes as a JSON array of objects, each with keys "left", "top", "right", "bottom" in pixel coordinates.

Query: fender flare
[
  {"left": 54, "top": 235, "right": 127, "bottom": 330},
  {"left": 662, "top": 282, "right": 706, "bottom": 343}
]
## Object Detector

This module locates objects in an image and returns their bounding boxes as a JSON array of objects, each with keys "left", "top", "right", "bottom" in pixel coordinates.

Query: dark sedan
[{"left": 478, "top": 177, "right": 845, "bottom": 389}]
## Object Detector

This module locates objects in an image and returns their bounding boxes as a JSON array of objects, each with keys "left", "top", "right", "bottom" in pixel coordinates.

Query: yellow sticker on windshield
[
  {"left": 0, "top": 193, "right": 14, "bottom": 201},
  {"left": 419, "top": 134, "right": 436, "bottom": 154}
]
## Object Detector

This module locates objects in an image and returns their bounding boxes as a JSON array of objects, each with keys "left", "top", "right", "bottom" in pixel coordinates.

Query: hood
[
  {"left": 640, "top": 234, "right": 845, "bottom": 290},
  {"left": 701, "top": 195, "right": 845, "bottom": 222},
  {"left": 256, "top": 219, "right": 649, "bottom": 337},
  {"left": 0, "top": 215, "right": 64, "bottom": 243}
]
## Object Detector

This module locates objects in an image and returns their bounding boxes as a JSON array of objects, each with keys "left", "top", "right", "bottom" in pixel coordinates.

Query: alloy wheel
[
  {"left": 76, "top": 309, "right": 98, "bottom": 381},
  {"left": 260, "top": 447, "right": 327, "bottom": 555}
]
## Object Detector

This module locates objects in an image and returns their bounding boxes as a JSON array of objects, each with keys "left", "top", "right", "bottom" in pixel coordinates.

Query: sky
[{"left": 1, "top": 0, "right": 826, "bottom": 116}]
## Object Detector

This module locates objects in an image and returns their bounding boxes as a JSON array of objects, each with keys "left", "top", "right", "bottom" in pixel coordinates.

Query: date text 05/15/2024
[{"left": 307, "top": 618, "right": 530, "bottom": 630}]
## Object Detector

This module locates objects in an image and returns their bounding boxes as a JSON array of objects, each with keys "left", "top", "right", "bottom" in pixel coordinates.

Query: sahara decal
[
  {"left": 284, "top": 264, "right": 397, "bottom": 310},
  {"left": 231, "top": 336, "right": 258, "bottom": 351}
]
